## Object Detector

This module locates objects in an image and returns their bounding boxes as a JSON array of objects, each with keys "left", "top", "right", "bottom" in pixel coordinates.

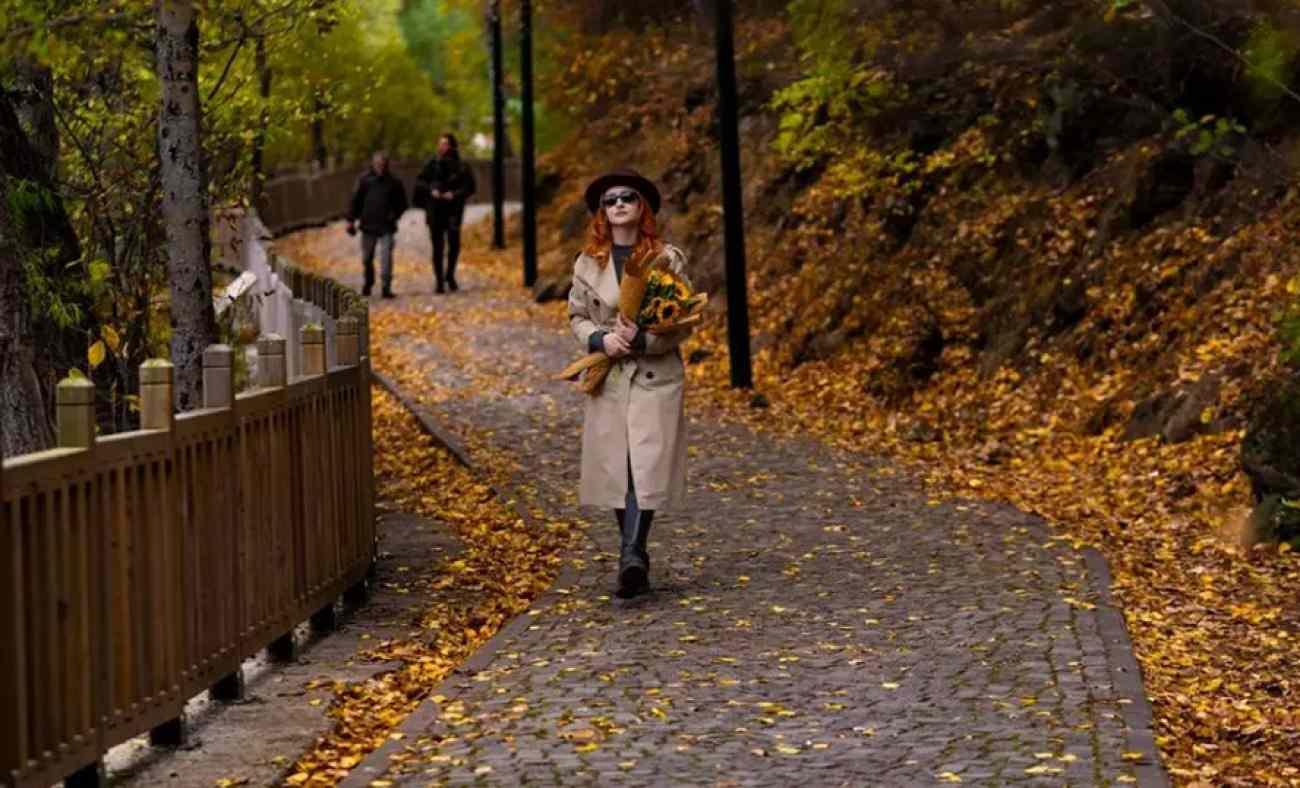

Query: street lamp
[
  {"left": 488, "top": 0, "right": 506, "bottom": 250},
  {"left": 519, "top": 0, "right": 538, "bottom": 287},
  {"left": 712, "top": 0, "right": 753, "bottom": 389}
]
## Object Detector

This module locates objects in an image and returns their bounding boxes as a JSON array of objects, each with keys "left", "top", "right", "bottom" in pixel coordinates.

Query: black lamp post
[
  {"left": 519, "top": 0, "right": 538, "bottom": 287},
  {"left": 489, "top": 0, "right": 506, "bottom": 250},
  {"left": 712, "top": 0, "right": 753, "bottom": 389}
]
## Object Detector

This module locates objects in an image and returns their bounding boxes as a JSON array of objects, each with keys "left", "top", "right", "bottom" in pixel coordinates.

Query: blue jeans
[
  {"left": 360, "top": 232, "right": 395, "bottom": 291},
  {"left": 618, "top": 458, "right": 654, "bottom": 553}
]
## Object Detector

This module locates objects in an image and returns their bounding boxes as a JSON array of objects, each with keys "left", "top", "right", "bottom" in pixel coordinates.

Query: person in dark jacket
[
  {"left": 415, "top": 133, "right": 476, "bottom": 293},
  {"left": 346, "top": 152, "right": 408, "bottom": 298}
]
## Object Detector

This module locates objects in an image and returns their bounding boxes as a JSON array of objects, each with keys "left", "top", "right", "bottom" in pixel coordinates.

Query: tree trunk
[
  {"left": 0, "top": 240, "right": 52, "bottom": 457},
  {"left": 12, "top": 63, "right": 58, "bottom": 180},
  {"left": 250, "top": 32, "right": 272, "bottom": 204},
  {"left": 0, "top": 81, "right": 80, "bottom": 458},
  {"left": 156, "top": 0, "right": 217, "bottom": 412},
  {"left": 0, "top": 194, "right": 54, "bottom": 457},
  {"left": 311, "top": 91, "right": 328, "bottom": 170}
]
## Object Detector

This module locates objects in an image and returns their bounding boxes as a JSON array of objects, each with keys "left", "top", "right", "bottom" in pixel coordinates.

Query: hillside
[{"left": 522, "top": 2, "right": 1300, "bottom": 784}]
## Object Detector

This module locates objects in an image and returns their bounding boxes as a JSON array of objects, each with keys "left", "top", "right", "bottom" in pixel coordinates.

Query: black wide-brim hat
[{"left": 584, "top": 168, "right": 661, "bottom": 215}]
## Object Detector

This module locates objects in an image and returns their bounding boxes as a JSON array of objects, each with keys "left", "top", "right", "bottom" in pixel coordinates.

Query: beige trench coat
[{"left": 568, "top": 244, "right": 693, "bottom": 511}]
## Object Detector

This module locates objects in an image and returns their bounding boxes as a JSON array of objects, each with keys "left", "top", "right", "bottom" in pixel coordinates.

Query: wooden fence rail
[
  {"left": 1, "top": 265, "right": 374, "bottom": 788},
  {"left": 256, "top": 157, "right": 519, "bottom": 235}
]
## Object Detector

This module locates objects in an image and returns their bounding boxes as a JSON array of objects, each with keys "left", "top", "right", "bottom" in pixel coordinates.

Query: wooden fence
[
  {"left": 0, "top": 267, "right": 375, "bottom": 788},
  {"left": 256, "top": 158, "right": 520, "bottom": 234}
]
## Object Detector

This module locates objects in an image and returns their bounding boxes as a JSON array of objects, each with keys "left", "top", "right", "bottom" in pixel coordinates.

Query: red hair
[{"left": 582, "top": 193, "right": 663, "bottom": 268}]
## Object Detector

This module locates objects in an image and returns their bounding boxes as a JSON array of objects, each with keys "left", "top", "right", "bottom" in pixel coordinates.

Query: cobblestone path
[{"left": 290, "top": 215, "right": 1164, "bottom": 786}]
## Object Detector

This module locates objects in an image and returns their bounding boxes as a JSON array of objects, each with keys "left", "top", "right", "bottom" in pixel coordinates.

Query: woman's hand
[
  {"left": 614, "top": 314, "right": 638, "bottom": 344},
  {"left": 602, "top": 332, "right": 631, "bottom": 358}
]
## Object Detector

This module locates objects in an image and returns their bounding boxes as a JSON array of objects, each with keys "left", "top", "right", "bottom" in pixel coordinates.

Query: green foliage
[
  {"left": 19, "top": 252, "right": 84, "bottom": 330},
  {"left": 785, "top": 0, "right": 857, "bottom": 74},
  {"left": 4, "top": 177, "right": 57, "bottom": 221},
  {"left": 772, "top": 67, "right": 898, "bottom": 166},
  {"left": 396, "top": 0, "right": 493, "bottom": 154},
  {"left": 2, "top": 178, "right": 85, "bottom": 330},
  {"left": 1252, "top": 496, "right": 1300, "bottom": 550},
  {"left": 772, "top": 0, "right": 913, "bottom": 196},
  {"left": 775, "top": 0, "right": 886, "bottom": 166},
  {"left": 1278, "top": 276, "right": 1300, "bottom": 368},
  {"left": 1242, "top": 20, "right": 1298, "bottom": 108},
  {"left": 1279, "top": 499, "right": 1300, "bottom": 549},
  {"left": 1171, "top": 109, "right": 1245, "bottom": 158}
]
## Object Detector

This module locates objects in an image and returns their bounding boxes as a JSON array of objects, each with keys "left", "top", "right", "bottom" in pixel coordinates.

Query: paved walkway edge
[
  {"left": 341, "top": 374, "right": 584, "bottom": 788},
  {"left": 372, "top": 370, "right": 474, "bottom": 469},
  {"left": 1083, "top": 547, "right": 1170, "bottom": 787}
]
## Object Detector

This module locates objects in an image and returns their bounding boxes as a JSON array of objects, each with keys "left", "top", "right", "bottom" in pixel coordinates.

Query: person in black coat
[
  {"left": 415, "top": 133, "right": 476, "bottom": 293},
  {"left": 346, "top": 152, "right": 408, "bottom": 297}
]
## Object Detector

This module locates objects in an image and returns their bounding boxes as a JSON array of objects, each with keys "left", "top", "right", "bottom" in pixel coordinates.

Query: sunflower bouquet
[
  {"left": 556, "top": 250, "right": 707, "bottom": 395},
  {"left": 637, "top": 265, "right": 705, "bottom": 330}
]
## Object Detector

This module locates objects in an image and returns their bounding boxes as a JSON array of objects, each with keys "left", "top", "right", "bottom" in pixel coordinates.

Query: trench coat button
[
  {"left": 646, "top": 371, "right": 655, "bottom": 380},
  {"left": 594, "top": 298, "right": 601, "bottom": 306}
]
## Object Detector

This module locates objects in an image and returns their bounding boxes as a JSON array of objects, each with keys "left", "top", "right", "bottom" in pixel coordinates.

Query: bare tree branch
[
  {"left": 3, "top": 8, "right": 149, "bottom": 43},
  {"left": 205, "top": 33, "right": 248, "bottom": 103}
]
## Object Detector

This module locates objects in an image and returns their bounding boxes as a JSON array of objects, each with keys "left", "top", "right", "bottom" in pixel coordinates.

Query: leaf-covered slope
[{"left": 530, "top": 2, "right": 1300, "bottom": 784}]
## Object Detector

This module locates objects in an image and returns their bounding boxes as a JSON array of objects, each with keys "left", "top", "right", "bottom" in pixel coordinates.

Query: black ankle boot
[
  {"left": 633, "top": 512, "right": 652, "bottom": 574},
  {"left": 617, "top": 512, "right": 652, "bottom": 598}
]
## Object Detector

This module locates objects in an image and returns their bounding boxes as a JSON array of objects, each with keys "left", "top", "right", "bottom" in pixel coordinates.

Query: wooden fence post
[
  {"left": 139, "top": 359, "right": 185, "bottom": 747},
  {"left": 0, "top": 458, "right": 10, "bottom": 783},
  {"left": 140, "top": 359, "right": 175, "bottom": 431},
  {"left": 201, "top": 344, "right": 245, "bottom": 702},
  {"left": 202, "top": 344, "right": 233, "bottom": 409},
  {"left": 57, "top": 373, "right": 96, "bottom": 448},
  {"left": 301, "top": 324, "right": 325, "bottom": 376},
  {"left": 52, "top": 376, "right": 105, "bottom": 783},
  {"left": 361, "top": 310, "right": 371, "bottom": 359},
  {"left": 302, "top": 322, "right": 336, "bottom": 632},
  {"left": 258, "top": 334, "right": 286, "bottom": 388},
  {"left": 338, "top": 313, "right": 371, "bottom": 608},
  {"left": 337, "top": 317, "right": 359, "bottom": 367},
  {"left": 257, "top": 332, "right": 297, "bottom": 662}
]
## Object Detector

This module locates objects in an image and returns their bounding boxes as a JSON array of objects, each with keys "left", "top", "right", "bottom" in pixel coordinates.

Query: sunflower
[
  {"left": 656, "top": 300, "right": 679, "bottom": 323},
  {"left": 640, "top": 296, "right": 665, "bottom": 325}
]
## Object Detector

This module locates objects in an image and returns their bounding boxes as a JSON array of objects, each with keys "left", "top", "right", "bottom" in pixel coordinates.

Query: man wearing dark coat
[
  {"left": 415, "top": 133, "right": 476, "bottom": 293},
  {"left": 346, "top": 151, "right": 408, "bottom": 298}
]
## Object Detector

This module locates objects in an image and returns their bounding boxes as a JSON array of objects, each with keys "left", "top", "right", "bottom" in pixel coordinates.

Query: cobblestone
[{"left": 291, "top": 217, "right": 1164, "bottom": 786}]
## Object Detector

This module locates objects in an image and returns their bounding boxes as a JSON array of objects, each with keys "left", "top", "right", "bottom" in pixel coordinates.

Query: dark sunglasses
[{"left": 602, "top": 191, "right": 641, "bottom": 207}]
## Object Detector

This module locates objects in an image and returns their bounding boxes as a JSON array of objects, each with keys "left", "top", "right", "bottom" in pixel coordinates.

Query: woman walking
[
  {"left": 567, "top": 169, "right": 693, "bottom": 598},
  {"left": 415, "top": 133, "right": 476, "bottom": 293}
]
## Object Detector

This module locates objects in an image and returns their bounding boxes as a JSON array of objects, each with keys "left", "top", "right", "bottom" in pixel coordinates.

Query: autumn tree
[
  {"left": 0, "top": 67, "right": 82, "bottom": 457},
  {"left": 1, "top": 0, "right": 490, "bottom": 443}
]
